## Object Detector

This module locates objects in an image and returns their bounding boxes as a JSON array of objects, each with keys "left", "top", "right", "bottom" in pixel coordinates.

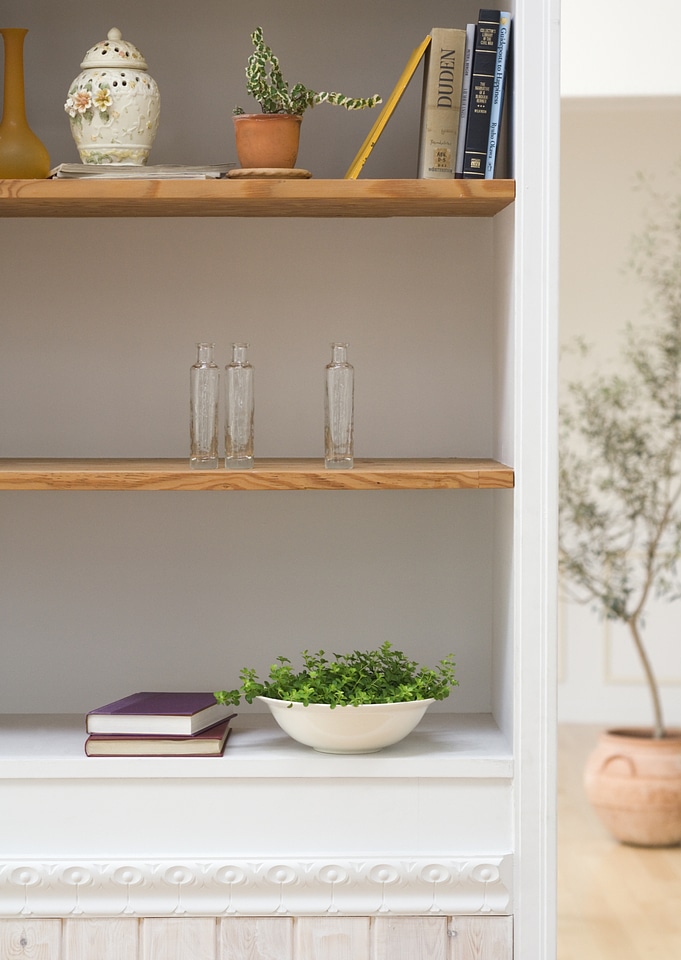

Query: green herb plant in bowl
[{"left": 215, "top": 642, "right": 457, "bottom": 754}]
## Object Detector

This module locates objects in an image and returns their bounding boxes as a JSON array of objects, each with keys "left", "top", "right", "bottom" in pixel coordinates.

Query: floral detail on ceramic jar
[{"left": 65, "top": 27, "right": 160, "bottom": 164}]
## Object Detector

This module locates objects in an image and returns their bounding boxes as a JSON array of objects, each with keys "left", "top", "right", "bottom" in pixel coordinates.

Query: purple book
[
  {"left": 86, "top": 691, "right": 233, "bottom": 736},
  {"left": 85, "top": 717, "right": 236, "bottom": 757}
]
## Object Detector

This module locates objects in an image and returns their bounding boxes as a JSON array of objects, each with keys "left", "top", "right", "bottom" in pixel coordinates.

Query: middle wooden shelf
[{"left": 0, "top": 458, "right": 514, "bottom": 491}]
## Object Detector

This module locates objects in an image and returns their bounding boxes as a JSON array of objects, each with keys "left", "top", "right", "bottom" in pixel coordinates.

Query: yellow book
[{"left": 344, "top": 35, "right": 432, "bottom": 180}]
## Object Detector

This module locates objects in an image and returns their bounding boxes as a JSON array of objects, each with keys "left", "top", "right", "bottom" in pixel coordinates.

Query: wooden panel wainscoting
[
  {"left": 0, "top": 919, "right": 61, "bottom": 959},
  {"left": 220, "top": 917, "right": 294, "bottom": 960},
  {"left": 372, "top": 917, "right": 448, "bottom": 959},
  {"left": 140, "top": 918, "right": 216, "bottom": 960},
  {"left": 296, "top": 917, "right": 370, "bottom": 960},
  {"left": 63, "top": 918, "right": 139, "bottom": 960},
  {"left": 0, "top": 915, "right": 513, "bottom": 959},
  {"left": 450, "top": 916, "right": 514, "bottom": 959}
]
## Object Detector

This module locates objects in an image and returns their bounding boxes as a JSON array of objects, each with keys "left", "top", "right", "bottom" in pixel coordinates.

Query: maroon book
[
  {"left": 85, "top": 717, "right": 236, "bottom": 757},
  {"left": 86, "top": 691, "right": 234, "bottom": 736}
]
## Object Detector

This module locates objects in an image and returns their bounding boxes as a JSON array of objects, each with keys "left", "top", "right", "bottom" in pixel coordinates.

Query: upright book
[
  {"left": 84, "top": 716, "right": 236, "bottom": 757},
  {"left": 86, "top": 691, "right": 234, "bottom": 735},
  {"left": 345, "top": 35, "right": 431, "bottom": 179},
  {"left": 485, "top": 13, "right": 511, "bottom": 178},
  {"left": 417, "top": 27, "right": 467, "bottom": 179},
  {"left": 454, "top": 23, "right": 476, "bottom": 177},
  {"left": 461, "top": 9, "right": 506, "bottom": 179}
]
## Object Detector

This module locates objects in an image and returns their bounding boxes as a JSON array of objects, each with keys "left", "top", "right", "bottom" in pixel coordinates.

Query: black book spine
[{"left": 461, "top": 10, "right": 502, "bottom": 179}]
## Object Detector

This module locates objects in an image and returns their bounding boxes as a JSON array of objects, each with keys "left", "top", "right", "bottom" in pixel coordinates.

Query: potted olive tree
[
  {"left": 559, "top": 182, "right": 681, "bottom": 845},
  {"left": 215, "top": 642, "right": 457, "bottom": 754},
  {"left": 232, "top": 27, "right": 381, "bottom": 170}
]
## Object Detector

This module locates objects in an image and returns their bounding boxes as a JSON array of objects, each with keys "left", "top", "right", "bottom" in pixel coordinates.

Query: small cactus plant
[{"left": 233, "top": 27, "right": 381, "bottom": 117}]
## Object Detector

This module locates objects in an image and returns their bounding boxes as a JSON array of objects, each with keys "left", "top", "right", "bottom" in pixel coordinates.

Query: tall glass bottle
[
  {"left": 225, "top": 342, "right": 254, "bottom": 469},
  {"left": 189, "top": 342, "right": 219, "bottom": 469},
  {"left": 325, "top": 342, "right": 354, "bottom": 469}
]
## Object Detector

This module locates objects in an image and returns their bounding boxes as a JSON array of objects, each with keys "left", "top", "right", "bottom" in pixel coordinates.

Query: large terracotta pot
[
  {"left": 584, "top": 728, "right": 681, "bottom": 847},
  {"left": 233, "top": 113, "right": 302, "bottom": 169}
]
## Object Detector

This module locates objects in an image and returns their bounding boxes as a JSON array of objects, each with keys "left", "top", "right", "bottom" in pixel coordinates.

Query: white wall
[
  {"left": 559, "top": 96, "right": 681, "bottom": 727},
  {"left": 561, "top": 0, "right": 681, "bottom": 97}
]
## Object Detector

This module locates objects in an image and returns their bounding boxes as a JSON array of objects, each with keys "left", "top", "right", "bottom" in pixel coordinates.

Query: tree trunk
[{"left": 628, "top": 616, "right": 665, "bottom": 738}]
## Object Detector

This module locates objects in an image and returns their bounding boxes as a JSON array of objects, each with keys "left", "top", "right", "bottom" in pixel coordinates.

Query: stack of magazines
[{"left": 49, "top": 163, "right": 234, "bottom": 179}]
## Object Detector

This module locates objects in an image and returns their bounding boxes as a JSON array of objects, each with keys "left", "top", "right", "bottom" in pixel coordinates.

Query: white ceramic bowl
[{"left": 258, "top": 696, "right": 434, "bottom": 754}]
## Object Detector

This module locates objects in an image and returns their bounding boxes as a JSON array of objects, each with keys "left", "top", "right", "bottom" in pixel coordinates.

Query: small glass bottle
[
  {"left": 325, "top": 342, "right": 354, "bottom": 469},
  {"left": 225, "top": 342, "right": 254, "bottom": 469},
  {"left": 189, "top": 342, "right": 220, "bottom": 469}
]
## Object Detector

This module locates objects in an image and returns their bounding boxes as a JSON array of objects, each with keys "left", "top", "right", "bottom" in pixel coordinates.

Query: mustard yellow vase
[{"left": 0, "top": 27, "right": 50, "bottom": 178}]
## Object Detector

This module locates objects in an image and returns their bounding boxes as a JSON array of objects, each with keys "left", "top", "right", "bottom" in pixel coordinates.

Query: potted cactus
[{"left": 232, "top": 27, "right": 381, "bottom": 170}]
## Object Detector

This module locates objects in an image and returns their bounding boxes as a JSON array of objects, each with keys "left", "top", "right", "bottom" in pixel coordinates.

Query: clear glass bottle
[
  {"left": 325, "top": 342, "right": 354, "bottom": 469},
  {"left": 189, "top": 342, "right": 220, "bottom": 469},
  {"left": 225, "top": 342, "right": 254, "bottom": 469}
]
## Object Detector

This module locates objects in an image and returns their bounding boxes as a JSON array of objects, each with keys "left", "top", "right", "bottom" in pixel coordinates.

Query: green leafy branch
[{"left": 215, "top": 641, "right": 457, "bottom": 708}]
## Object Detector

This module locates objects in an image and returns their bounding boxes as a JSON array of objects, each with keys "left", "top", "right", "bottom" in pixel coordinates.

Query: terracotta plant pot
[
  {"left": 584, "top": 728, "right": 681, "bottom": 847},
  {"left": 233, "top": 113, "right": 302, "bottom": 169}
]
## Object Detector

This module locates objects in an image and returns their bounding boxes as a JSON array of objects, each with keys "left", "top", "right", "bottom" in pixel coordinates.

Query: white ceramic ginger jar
[{"left": 65, "top": 27, "right": 160, "bottom": 164}]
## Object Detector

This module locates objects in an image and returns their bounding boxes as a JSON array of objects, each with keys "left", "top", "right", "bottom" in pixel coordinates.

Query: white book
[{"left": 454, "top": 24, "right": 476, "bottom": 178}]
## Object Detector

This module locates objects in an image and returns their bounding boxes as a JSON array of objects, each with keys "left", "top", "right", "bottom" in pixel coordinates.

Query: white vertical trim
[{"left": 512, "top": 0, "right": 560, "bottom": 958}]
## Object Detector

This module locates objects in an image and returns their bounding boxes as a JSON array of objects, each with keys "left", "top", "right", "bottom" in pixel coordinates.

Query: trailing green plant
[
  {"left": 233, "top": 27, "right": 381, "bottom": 117},
  {"left": 559, "top": 177, "right": 681, "bottom": 739},
  {"left": 214, "top": 641, "right": 457, "bottom": 708}
]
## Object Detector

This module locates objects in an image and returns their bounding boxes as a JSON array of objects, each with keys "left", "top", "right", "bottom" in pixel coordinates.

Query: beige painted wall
[{"left": 559, "top": 96, "right": 681, "bottom": 725}]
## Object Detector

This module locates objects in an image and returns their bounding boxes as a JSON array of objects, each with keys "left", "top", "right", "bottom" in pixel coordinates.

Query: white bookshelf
[{"left": 0, "top": 1, "right": 558, "bottom": 956}]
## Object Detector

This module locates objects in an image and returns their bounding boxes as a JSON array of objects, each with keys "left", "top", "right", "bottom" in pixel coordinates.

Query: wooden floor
[{"left": 558, "top": 725, "right": 681, "bottom": 959}]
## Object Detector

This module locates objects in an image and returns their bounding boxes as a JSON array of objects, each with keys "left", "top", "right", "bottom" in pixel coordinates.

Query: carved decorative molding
[{"left": 0, "top": 856, "right": 512, "bottom": 918}]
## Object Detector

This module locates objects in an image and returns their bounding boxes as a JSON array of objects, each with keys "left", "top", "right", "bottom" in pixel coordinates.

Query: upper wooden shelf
[
  {"left": 0, "top": 178, "right": 515, "bottom": 219},
  {"left": 0, "top": 458, "right": 513, "bottom": 491}
]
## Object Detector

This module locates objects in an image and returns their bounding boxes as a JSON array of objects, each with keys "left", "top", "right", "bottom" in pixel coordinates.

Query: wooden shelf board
[
  {"left": 0, "top": 178, "right": 515, "bottom": 218},
  {"left": 0, "top": 458, "right": 514, "bottom": 490}
]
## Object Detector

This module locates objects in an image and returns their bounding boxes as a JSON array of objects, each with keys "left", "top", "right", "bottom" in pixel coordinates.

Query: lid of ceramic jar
[{"left": 80, "top": 27, "right": 149, "bottom": 71}]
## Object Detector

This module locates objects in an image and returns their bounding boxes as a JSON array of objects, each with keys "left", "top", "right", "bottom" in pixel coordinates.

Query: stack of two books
[{"left": 84, "top": 692, "right": 236, "bottom": 757}]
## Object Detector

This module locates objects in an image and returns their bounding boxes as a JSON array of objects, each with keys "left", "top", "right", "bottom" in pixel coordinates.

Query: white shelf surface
[{"left": 0, "top": 712, "right": 512, "bottom": 780}]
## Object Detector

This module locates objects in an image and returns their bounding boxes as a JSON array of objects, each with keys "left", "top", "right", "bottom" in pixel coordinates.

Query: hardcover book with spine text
[
  {"left": 461, "top": 9, "right": 509, "bottom": 179},
  {"left": 417, "top": 28, "right": 467, "bottom": 179}
]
